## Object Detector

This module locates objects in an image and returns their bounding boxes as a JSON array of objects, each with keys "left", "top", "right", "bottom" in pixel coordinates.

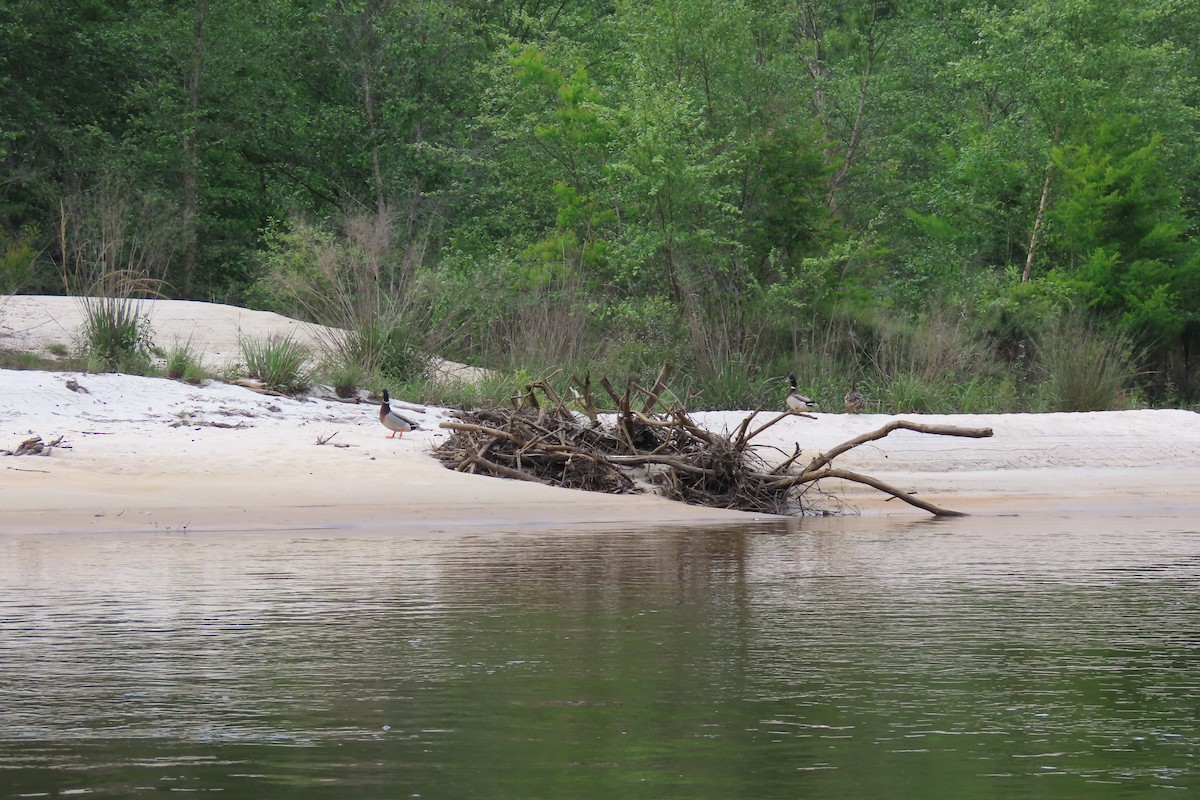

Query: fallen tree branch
[
  {"left": 606, "top": 453, "right": 717, "bottom": 477},
  {"left": 742, "top": 409, "right": 818, "bottom": 444},
  {"left": 793, "top": 467, "right": 967, "bottom": 517},
  {"left": 440, "top": 420, "right": 525, "bottom": 445},
  {"left": 3, "top": 435, "right": 68, "bottom": 456},
  {"left": 770, "top": 443, "right": 805, "bottom": 475},
  {"left": 433, "top": 371, "right": 990, "bottom": 517},
  {"left": 804, "top": 420, "right": 993, "bottom": 473},
  {"left": 468, "top": 455, "right": 551, "bottom": 484},
  {"left": 639, "top": 363, "right": 675, "bottom": 413}
]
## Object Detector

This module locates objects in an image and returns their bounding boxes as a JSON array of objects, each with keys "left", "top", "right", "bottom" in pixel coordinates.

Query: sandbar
[{"left": 3, "top": 296, "right": 1199, "bottom": 534}]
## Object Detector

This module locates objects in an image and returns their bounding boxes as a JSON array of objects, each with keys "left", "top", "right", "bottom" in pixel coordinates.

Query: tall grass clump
[
  {"left": 240, "top": 333, "right": 311, "bottom": 394},
  {"left": 340, "top": 316, "right": 433, "bottom": 382},
  {"left": 1036, "top": 315, "right": 1140, "bottom": 411},
  {"left": 78, "top": 293, "right": 155, "bottom": 373},
  {"left": 494, "top": 284, "right": 599, "bottom": 372},
  {"left": 435, "top": 261, "right": 605, "bottom": 380},
  {"left": 953, "top": 375, "right": 1018, "bottom": 414},
  {"left": 877, "top": 371, "right": 946, "bottom": 413},
  {"left": 388, "top": 369, "right": 524, "bottom": 410},
  {"left": 58, "top": 175, "right": 179, "bottom": 374},
  {"left": 165, "top": 339, "right": 208, "bottom": 384},
  {"left": 685, "top": 356, "right": 776, "bottom": 410},
  {"left": 866, "top": 309, "right": 982, "bottom": 387},
  {"left": 328, "top": 361, "right": 368, "bottom": 399},
  {"left": 253, "top": 210, "right": 458, "bottom": 397}
]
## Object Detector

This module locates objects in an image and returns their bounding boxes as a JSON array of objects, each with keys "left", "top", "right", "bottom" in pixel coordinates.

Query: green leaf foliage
[
  {"left": 3, "top": 0, "right": 1200, "bottom": 404},
  {"left": 1047, "top": 120, "right": 1200, "bottom": 351}
]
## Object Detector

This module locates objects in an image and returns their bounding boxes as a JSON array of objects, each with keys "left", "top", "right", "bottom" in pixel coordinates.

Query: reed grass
[
  {"left": 685, "top": 356, "right": 775, "bottom": 411},
  {"left": 77, "top": 293, "right": 155, "bottom": 373},
  {"left": 57, "top": 178, "right": 174, "bottom": 375},
  {"left": 1036, "top": 317, "right": 1140, "bottom": 411},
  {"left": 256, "top": 211, "right": 453, "bottom": 394},
  {"left": 165, "top": 339, "right": 208, "bottom": 384},
  {"left": 239, "top": 333, "right": 311, "bottom": 394},
  {"left": 327, "top": 361, "right": 367, "bottom": 399}
]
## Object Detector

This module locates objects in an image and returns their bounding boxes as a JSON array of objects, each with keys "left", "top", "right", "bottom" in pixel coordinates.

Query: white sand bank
[
  {"left": 692, "top": 407, "right": 1200, "bottom": 516},
  {"left": 0, "top": 294, "right": 481, "bottom": 381},
  {"left": 3, "top": 296, "right": 1199, "bottom": 533},
  {"left": 0, "top": 368, "right": 764, "bottom": 535}
]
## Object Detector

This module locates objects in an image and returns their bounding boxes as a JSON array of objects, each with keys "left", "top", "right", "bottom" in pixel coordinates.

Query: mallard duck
[
  {"left": 786, "top": 374, "right": 817, "bottom": 413},
  {"left": 844, "top": 384, "right": 865, "bottom": 414},
  {"left": 380, "top": 390, "right": 420, "bottom": 439}
]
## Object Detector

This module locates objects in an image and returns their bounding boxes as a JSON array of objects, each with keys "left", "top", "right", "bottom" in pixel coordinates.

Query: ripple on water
[{"left": 0, "top": 516, "right": 1197, "bottom": 797}]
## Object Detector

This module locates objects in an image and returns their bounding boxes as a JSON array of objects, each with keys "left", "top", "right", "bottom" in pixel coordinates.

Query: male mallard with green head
[
  {"left": 380, "top": 390, "right": 421, "bottom": 439},
  {"left": 786, "top": 374, "right": 817, "bottom": 413}
]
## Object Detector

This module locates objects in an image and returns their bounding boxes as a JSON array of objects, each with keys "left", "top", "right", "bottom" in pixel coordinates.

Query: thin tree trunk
[
  {"left": 181, "top": 0, "right": 207, "bottom": 295},
  {"left": 797, "top": 2, "right": 829, "bottom": 149},
  {"left": 1023, "top": 127, "right": 1062, "bottom": 282},
  {"left": 797, "top": 0, "right": 883, "bottom": 216},
  {"left": 362, "top": 70, "right": 387, "bottom": 225},
  {"left": 1023, "top": 165, "right": 1052, "bottom": 282},
  {"left": 825, "top": 37, "right": 876, "bottom": 217}
]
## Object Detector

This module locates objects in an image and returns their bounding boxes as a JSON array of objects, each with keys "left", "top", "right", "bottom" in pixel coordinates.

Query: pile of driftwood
[
  {"left": 434, "top": 368, "right": 993, "bottom": 517},
  {"left": 2, "top": 434, "right": 67, "bottom": 456}
]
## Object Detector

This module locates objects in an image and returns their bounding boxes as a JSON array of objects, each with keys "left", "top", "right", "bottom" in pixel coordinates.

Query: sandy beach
[{"left": 3, "top": 295, "right": 1200, "bottom": 534}]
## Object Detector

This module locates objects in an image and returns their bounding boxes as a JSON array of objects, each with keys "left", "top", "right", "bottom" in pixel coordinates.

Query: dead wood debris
[
  {"left": 315, "top": 431, "right": 351, "bottom": 447},
  {"left": 434, "top": 368, "right": 994, "bottom": 517},
  {"left": 232, "top": 378, "right": 292, "bottom": 398},
  {"left": 3, "top": 434, "right": 68, "bottom": 456},
  {"left": 320, "top": 394, "right": 362, "bottom": 404},
  {"left": 168, "top": 412, "right": 250, "bottom": 429}
]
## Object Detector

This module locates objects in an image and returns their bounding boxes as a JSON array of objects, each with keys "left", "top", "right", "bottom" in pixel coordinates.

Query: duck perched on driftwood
[
  {"left": 379, "top": 390, "right": 420, "bottom": 439},
  {"left": 786, "top": 374, "right": 817, "bottom": 413}
]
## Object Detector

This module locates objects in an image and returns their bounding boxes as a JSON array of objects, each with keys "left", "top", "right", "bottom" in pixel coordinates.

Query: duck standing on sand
[
  {"left": 786, "top": 374, "right": 817, "bottom": 413},
  {"left": 379, "top": 390, "right": 421, "bottom": 439},
  {"left": 844, "top": 384, "right": 865, "bottom": 414}
]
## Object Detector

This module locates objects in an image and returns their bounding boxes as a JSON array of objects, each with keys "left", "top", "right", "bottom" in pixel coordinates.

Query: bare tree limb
[
  {"left": 468, "top": 455, "right": 551, "bottom": 484},
  {"left": 598, "top": 376, "right": 623, "bottom": 407},
  {"left": 607, "top": 454, "right": 716, "bottom": 477},
  {"left": 793, "top": 467, "right": 966, "bottom": 517},
  {"left": 640, "top": 363, "right": 675, "bottom": 413},
  {"left": 770, "top": 443, "right": 805, "bottom": 475},
  {"left": 441, "top": 420, "right": 525, "bottom": 445},
  {"left": 805, "top": 420, "right": 993, "bottom": 473},
  {"left": 435, "top": 383, "right": 992, "bottom": 517},
  {"left": 570, "top": 372, "right": 599, "bottom": 425},
  {"left": 743, "top": 410, "right": 798, "bottom": 443}
]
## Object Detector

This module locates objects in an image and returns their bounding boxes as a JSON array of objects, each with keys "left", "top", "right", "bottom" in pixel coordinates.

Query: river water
[{"left": 1, "top": 514, "right": 1197, "bottom": 798}]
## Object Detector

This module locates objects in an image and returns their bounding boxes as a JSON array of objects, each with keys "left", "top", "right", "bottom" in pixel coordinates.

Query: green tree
[
  {"left": 0, "top": 1, "right": 139, "bottom": 231},
  {"left": 1047, "top": 121, "right": 1199, "bottom": 352},
  {"left": 959, "top": 0, "right": 1194, "bottom": 280},
  {"left": 790, "top": 0, "right": 893, "bottom": 220}
]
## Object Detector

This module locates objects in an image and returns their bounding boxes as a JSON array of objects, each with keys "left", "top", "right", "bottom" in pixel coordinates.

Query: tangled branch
[{"left": 433, "top": 370, "right": 993, "bottom": 516}]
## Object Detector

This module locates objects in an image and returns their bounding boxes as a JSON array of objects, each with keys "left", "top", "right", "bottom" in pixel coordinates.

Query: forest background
[{"left": 3, "top": 0, "right": 1199, "bottom": 412}]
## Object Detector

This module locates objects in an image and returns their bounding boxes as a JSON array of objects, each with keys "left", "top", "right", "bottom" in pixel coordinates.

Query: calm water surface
[{"left": 0, "top": 514, "right": 1197, "bottom": 798}]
